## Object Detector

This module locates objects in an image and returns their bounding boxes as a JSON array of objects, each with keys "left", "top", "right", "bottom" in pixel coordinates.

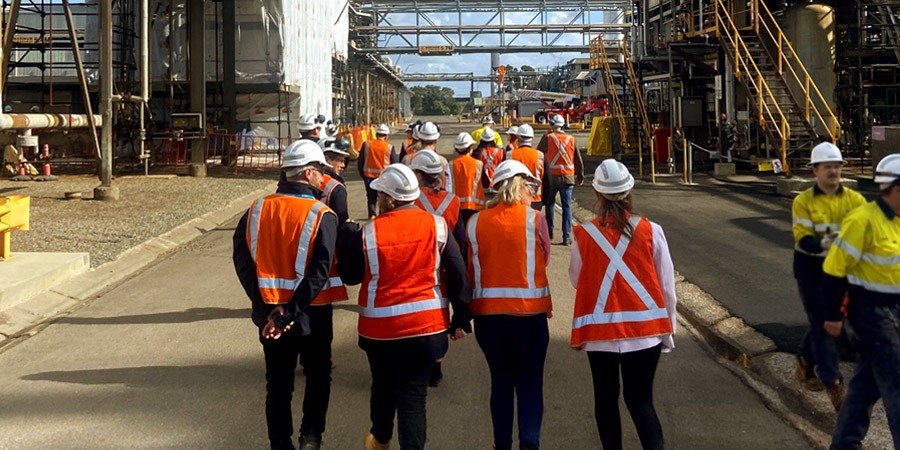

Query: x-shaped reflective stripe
[
  {"left": 572, "top": 217, "right": 669, "bottom": 328},
  {"left": 548, "top": 134, "right": 574, "bottom": 169},
  {"left": 419, "top": 192, "right": 454, "bottom": 217}
]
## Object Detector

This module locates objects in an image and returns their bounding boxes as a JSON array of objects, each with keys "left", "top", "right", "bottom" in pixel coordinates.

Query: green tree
[
  {"left": 521, "top": 65, "right": 536, "bottom": 72},
  {"left": 410, "top": 85, "right": 462, "bottom": 115}
]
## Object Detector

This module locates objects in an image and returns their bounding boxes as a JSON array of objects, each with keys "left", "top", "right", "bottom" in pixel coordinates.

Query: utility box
[{"left": 871, "top": 126, "right": 900, "bottom": 168}]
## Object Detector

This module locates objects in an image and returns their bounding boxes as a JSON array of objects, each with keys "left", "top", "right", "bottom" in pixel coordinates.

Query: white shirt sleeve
[
  {"left": 651, "top": 222, "right": 678, "bottom": 345},
  {"left": 569, "top": 233, "right": 582, "bottom": 288}
]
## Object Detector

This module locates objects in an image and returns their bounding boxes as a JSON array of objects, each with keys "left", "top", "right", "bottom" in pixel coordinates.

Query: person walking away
[
  {"left": 449, "top": 132, "right": 486, "bottom": 225},
  {"left": 791, "top": 142, "right": 865, "bottom": 408},
  {"left": 299, "top": 113, "right": 326, "bottom": 142},
  {"left": 467, "top": 160, "right": 552, "bottom": 450},
  {"left": 504, "top": 126, "right": 519, "bottom": 154},
  {"left": 337, "top": 164, "right": 472, "bottom": 450},
  {"left": 410, "top": 149, "right": 468, "bottom": 387},
  {"left": 476, "top": 128, "right": 505, "bottom": 198},
  {"left": 822, "top": 153, "right": 900, "bottom": 449},
  {"left": 399, "top": 121, "right": 421, "bottom": 162},
  {"left": 506, "top": 124, "right": 550, "bottom": 211},
  {"left": 232, "top": 140, "right": 338, "bottom": 450},
  {"left": 472, "top": 115, "right": 505, "bottom": 148},
  {"left": 537, "top": 114, "right": 585, "bottom": 245},
  {"left": 316, "top": 137, "right": 352, "bottom": 306},
  {"left": 358, "top": 124, "right": 399, "bottom": 219},
  {"left": 569, "top": 159, "right": 677, "bottom": 450}
]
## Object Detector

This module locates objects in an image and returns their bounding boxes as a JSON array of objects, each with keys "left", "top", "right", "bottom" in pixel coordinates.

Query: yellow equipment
[{"left": 0, "top": 195, "right": 30, "bottom": 261}]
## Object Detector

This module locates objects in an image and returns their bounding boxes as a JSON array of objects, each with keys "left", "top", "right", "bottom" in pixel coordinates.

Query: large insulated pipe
[
  {"left": 140, "top": 0, "right": 150, "bottom": 173},
  {"left": 0, "top": 113, "right": 103, "bottom": 130}
]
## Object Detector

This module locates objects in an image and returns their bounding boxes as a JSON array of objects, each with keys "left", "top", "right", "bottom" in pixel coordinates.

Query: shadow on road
[
  {"left": 20, "top": 364, "right": 257, "bottom": 388},
  {"left": 54, "top": 307, "right": 251, "bottom": 325}
]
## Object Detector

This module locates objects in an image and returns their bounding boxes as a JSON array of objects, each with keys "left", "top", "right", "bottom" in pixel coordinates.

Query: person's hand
[
  {"left": 824, "top": 320, "right": 843, "bottom": 337},
  {"left": 450, "top": 327, "right": 467, "bottom": 341},
  {"left": 821, "top": 233, "right": 838, "bottom": 251},
  {"left": 262, "top": 306, "right": 294, "bottom": 340},
  {"left": 547, "top": 310, "right": 554, "bottom": 319},
  {"left": 575, "top": 175, "right": 585, "bottom": 186}
]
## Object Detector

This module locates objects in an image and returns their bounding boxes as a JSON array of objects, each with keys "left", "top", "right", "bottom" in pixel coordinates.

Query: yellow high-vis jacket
[
  {"left": 822, "top": 199, "right": 900, "bottom": 319},
  {"left": 792, "top": 185, "right": 866, "bottom": 256},
  {"left": 471, "top": 126, "right": 504, "bottom": 148}
]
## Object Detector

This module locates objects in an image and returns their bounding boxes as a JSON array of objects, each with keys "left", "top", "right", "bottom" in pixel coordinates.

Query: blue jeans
[
  {"left": 475, "top": 314, "right": 549, "bottom": 449},
  {"left": 830, "top": 301, "right": 900, "bottom": 450},
  {"left": 797, "top": 276, "right": 842, "bottom": 386},
  {"left": 546, "top": 183, "right": 574, "bottom": 241}
]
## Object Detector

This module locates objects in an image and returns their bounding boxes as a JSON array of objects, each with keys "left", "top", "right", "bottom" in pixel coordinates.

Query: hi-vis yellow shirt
[
  {"left": 824, "top": 200, "right": 900, "bottom": 294},
  {"left": 471, "top": 126, "right": 504, "bottom": 148},
  {"left": 792, "top": 185, "right": 866, "bottom": 256}
]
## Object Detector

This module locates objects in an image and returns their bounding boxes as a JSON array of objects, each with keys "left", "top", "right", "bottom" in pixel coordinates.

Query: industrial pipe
[{"left": 0, "top": 113, "right": 103, "bottom": 130}]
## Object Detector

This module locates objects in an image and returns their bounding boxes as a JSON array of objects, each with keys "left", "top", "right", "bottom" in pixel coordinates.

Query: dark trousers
[
  {"left": 360, "top": 334, "right": 448, "bottom": 450},
  {"left": 475, "top": 314, "right": 549, "bottom": 449},
  {"left": 588, "top": 345, "right": 664, "bottom": 450},
  {"left": 831, "top": 301, "right": 900, "bottom": 450},
  {"left": 797, "top": 276, "right": 842, "bottom": 386},
  {"left": 364, "top": 177, "right": 378, "bottom": 217},
  {"left": 260, "top": 305, "right": 333, "bottom": 450}
]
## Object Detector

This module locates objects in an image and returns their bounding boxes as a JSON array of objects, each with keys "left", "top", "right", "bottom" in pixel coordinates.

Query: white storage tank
[{"left": 782, "top": 3, "right": 837, "bottom": 137}]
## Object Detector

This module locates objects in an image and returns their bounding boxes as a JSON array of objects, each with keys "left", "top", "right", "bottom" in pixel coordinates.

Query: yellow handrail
[
  {"left": 755, "top": 0, "right": 840, "bottom": 141},
  {"left": 595, "top": 35, "right": 631, "bottom": 147},
  {"left": 621, "top": 41, "right": 653, "bottom": 144},
  {"left": 715, "top": 0, "right": 791, "bottom": 172}
]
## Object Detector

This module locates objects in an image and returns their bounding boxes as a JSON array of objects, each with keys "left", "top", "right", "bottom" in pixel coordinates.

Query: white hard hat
[
  {"left": 808, "top": 142, "right": 844, "bottom": 166},
  {"left": 481, "top": 128, "right": 496, "bottom": 142},
  {"left": 418, "top": 122, "right": 440, "bottom": 141},
  {"left": 318, "top": 136, "right": 350, "bottom": 156},
  {"left": 482, "top": 115, "right": 495, "bottom": 125},
  {"left": 376, "top": 124, "right": 391, "bottom": 135},
  {"left": 299, "top": 113, "right": 320, "bottom": 132},
  {"left": 874, "top": 154, "right": 900, "bottom": 184},
  {"left": 592, "top": 159, "right": 634, "bottom": 194},
  {"left": 283, "top": 140, "right": 327, "bottom": 169},
  {"left": 409, "top": 149, "right": 445, "bottom": 174},
  {"left": 412, "top": 124, "right": 422, "bottom": 140},
  {"left": 454, "top": 132, "right": 477, "bottom": 150},
  {"left": 492, "top": 159, "right": 538, "bottom": 187},
  {"left": 517, "top": 124, "right": 535, "bottom": 139},
  {"left": 370, "top": 164, "right": 420, "bottom": 202},
  {"left": 506, "top": 126, "right": 519, "bottom": 136},
  {"left": 550, "top": 114, "right": 566, "bottom": 128}
]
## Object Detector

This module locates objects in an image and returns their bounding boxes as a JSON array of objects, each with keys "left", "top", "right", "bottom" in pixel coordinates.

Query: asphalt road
[{"left": 0, "top": 167, "right": 810, "bottom": 449}]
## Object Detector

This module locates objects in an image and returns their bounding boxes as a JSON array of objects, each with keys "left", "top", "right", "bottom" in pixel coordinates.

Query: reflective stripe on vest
[
  {"left": 572, "top": 217, "right": 668, "bottom": 328},
  {"left": 481, "top": 147, "right": 502, "bottom": 180},
  {"left": 247, "top": 196, "right": 329, "bottom": 304},
  {"left": 363, "top": 140, "right": 391, "bottom": 178},
  {"left": 450, "top": 156, "right": 485, "bottom": 209},
  {"left": 468, "top": 206, "right": 550, "bottom": 300},
  {"left": 547, "top": 133, "right": 575, "bottom": 174},
  {"left": 360, "top": 214, "right": 449, "bottom": 318},
  {"left": 418, "top": 191, "right": 455, "bottom": 217}
]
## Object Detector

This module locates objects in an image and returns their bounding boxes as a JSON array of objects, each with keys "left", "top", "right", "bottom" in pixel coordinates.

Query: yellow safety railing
[
  {"left": 755, "top": 0, "right": 840, "bottom": 142},
  {"left": 714, "top": 0, "right": 791, "bottom": 173},
  {"left": 593, "top": 34, "right": 636, "bottom": 152},
  {"left": 621, "top": 41, "right": 653, "bottom": 147}
]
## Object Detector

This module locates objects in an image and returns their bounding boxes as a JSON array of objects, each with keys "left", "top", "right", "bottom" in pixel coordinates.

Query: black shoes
[
  {"left": 299, "top": 434, "right": 321, "bottom": 450},
  {"left": 429, "top": 362, "right": 443, "bottom": 388}
]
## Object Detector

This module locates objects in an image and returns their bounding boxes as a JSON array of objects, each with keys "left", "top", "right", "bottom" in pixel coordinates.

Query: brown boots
[
  {"left": 364, "top": 433, "right": 390, "bottom": 450},
  {"left": 795, "top": 356, "right": 825, "bottom": 391},
  {"left": 826, "top": 380, "right": 845, "bottom": 412}
]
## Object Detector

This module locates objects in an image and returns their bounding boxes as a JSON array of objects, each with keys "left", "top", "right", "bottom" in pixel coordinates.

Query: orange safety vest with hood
[
  {"left": 246, "top": 194, "right": 334, "bottom": 305},
  {"left": 570, "top": 215, "right": 673, "bottom": 347},
  {"left": 467, "top": 203, "right": 551, "bottom": 315}
]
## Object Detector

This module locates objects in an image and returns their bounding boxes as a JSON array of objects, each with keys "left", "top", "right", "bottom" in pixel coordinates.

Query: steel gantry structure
[{"left": 352, "top": 0, "right": 631, "bottom": 54}]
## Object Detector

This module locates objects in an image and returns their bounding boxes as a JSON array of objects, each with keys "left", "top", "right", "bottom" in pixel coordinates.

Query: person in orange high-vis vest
[
  {"left": 538, "top": 114, "right": 585, "bottom": 246},
  {"left": 317, "top": 137, "right": 352, "bottom": 304},
  {"left": 569, "top": 159, "right": 677, "bottom": 450},
  {"left": 337, "top": 164, "right": 472, "bottom": 450},
  {"left": 408, "top": 121, "right": 450, "bottom": 190},
  {"left": 399, "top": 121, "right": 422, "bottom": 162},
  {"left": 358, "top": 124, "right": 398, "bottom": 219},
  {"left": 507, "top": 124, "right": 550, "bottom": 211},
  {"left": 409, "top": 149, "right": 466, "bottom": 251},
  {"left": 448, "top": 132, "right": 486, "bottom": 224},
  {"left": 504, "top": 126, "right": 519, "bottom": 154},
  {"left": 233, "top": 140, "right": 338, "bottom": 450},
  {"left": 474, "top": 128, "right": 505, "bottom": 197},
  {"left": 467, "top": 160, "right": 552, "bottom": 450}
]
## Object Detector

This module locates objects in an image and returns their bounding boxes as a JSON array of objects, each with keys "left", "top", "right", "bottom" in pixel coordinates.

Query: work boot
[
  {"left": 364, "top": 433, "right": 390, "bottom": 450},
  {"left": 563, "top": 238, "right": 572, "bottom": 246},
  {"left": 795, "top": 356, "right": 824, "bottom": 391},
  {"left": 429, "top": 362, "right": 443, "bottom": 388},
  {"left": 299, "top": 434, "right": 321, "bottom": 450},
  {"left": 826, "top": 380, "right": 845, "bottom": 412}
]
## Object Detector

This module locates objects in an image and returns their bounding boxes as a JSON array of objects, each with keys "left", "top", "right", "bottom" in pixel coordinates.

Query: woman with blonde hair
[
  {"left": 569, "top": 159, "right": 676, "bottom": 450},
  {"left": 467, "top": 160, "right": 552, "bottom": 450}
]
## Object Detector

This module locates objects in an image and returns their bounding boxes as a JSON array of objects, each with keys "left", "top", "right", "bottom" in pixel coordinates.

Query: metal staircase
[{"left": 590, "top": 35, "right": 647, "bottom": 153}]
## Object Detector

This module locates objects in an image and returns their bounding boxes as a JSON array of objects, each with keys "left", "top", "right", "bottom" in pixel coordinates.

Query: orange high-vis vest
[
  {"left": 315, "top": 174, "right": 348, "bottom": 304},
  {"left": 467, "top": 203, "right": 551, "bottom": 315},
  {"left": 509, "top": 146, "right": 544, "bottom": 202},
  {"left": 363, "top": 139, "right": 391, "bottom": 178},
  {"left": 547, "top": 132, "right": 576, "bottom": 176},
  {"left": 358, "top": 208, "right": 450, "bottom": 340},
  {"left": 415, "top": 187, "right": 461, "bottom": 231},
  {"left": 246, "top": 194, "right": 334, "bottom": 305},
  {"left": 448, "top": 154, "right": 486, "bottom": 210},
  {"left": 480, "top": 146, "right": 504, "bottom": 185},
  {"left": 401, "top": 149, "right": 417, "bottom": 166},
  {"left": 570, "top": 215, "right": 673, "bottom": 348}
]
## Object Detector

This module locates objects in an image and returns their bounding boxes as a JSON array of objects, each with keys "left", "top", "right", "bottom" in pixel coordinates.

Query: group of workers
[
  {"left": 232, "top": 113, "right": 679, "bottom": 450},
  {"left": 791, "top": 142, "right": 900, "bottom": 450}
]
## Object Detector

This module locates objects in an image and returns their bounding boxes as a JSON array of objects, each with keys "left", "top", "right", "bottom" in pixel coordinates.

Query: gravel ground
[{"left": 1, "top": 171, "right": 275, "bottom": 267}]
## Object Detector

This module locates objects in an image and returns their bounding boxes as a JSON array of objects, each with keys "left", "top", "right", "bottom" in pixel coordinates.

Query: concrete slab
[
  {"left": 712, "top": 316, "right": 778, "bottom": 357},
  {"left": 675, "top": 282, "right": 731, "bottom": 328},
  {"left": 0, "top": 306, "right": 38, "bottom": 337},
  {"left": 714, "top": 162, "right": 736, "bottom": 178},
  {"left": 0, "top": 253, "right": 89, "bottom": 311},
  {"left": 14, "top": 291, "right": 79, "bottom": 318},
  {"left": 50, "top": 247, "right": 159, "bottom": 301}
]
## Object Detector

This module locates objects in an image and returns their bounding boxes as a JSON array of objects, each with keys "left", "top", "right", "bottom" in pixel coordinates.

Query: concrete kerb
[{"left": 0, "top": 182, "right": 277, "bottom": 352}]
